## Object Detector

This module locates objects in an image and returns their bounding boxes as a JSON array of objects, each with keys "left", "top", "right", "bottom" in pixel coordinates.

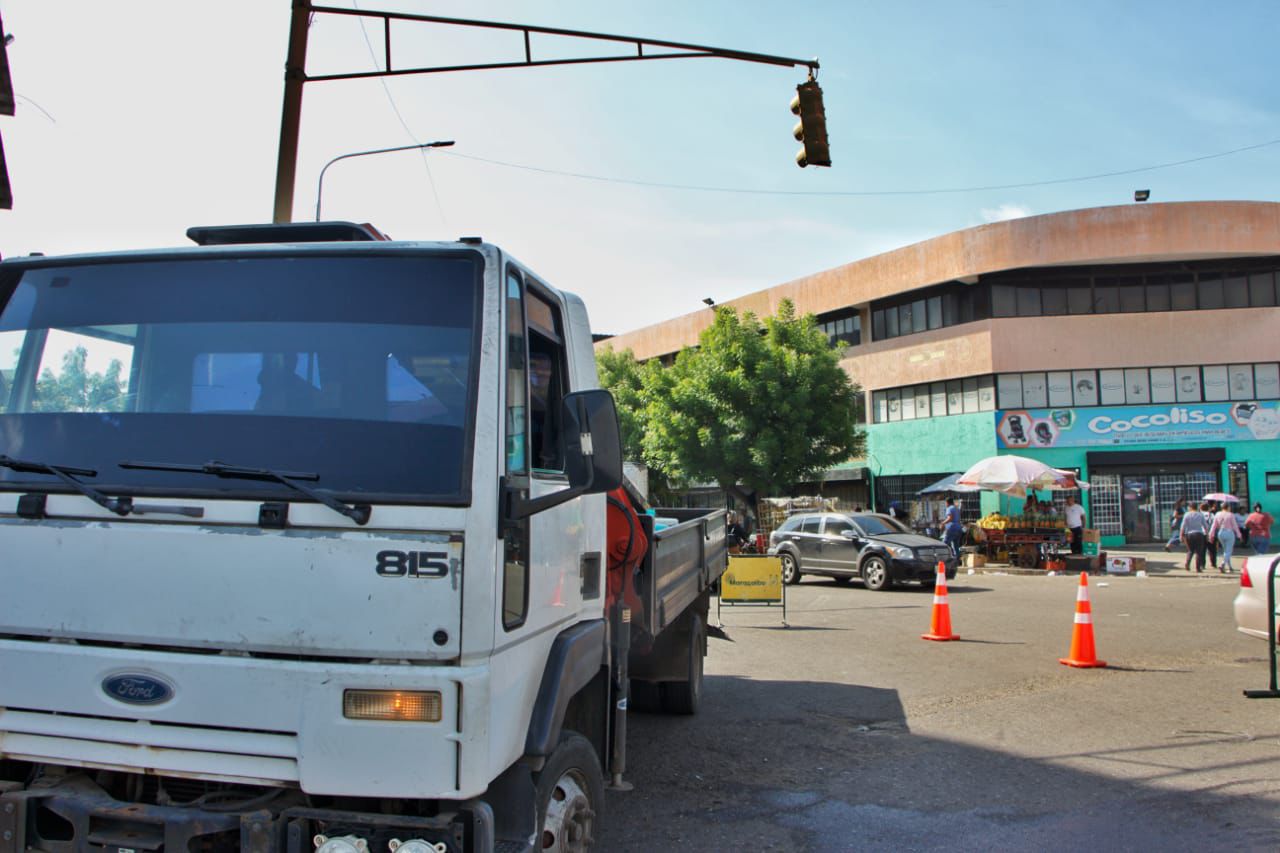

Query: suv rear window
[{"left": 800, "top": 516, "right": 822, "bottom": 534}]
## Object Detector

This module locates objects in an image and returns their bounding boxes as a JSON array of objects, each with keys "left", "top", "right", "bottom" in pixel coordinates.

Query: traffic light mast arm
[
  {"left": 304, "top": 5, "right": 819, "bottom": 81},
  {"left": 273, "top": 2, "right": 819, "bottom": 221}
]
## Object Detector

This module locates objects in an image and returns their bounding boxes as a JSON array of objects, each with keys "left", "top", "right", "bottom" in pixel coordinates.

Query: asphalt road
[{"left": 598, "top": 572, "right": 1280, "bottom": 852}]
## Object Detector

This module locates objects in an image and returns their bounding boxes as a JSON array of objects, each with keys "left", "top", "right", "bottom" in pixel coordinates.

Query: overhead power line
[{"left": 440, "top": 137, "right": 1280, "bottom": 197}]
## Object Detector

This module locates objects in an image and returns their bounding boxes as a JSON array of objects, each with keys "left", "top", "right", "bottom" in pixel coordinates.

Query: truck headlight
[{"left": 343, "top": 689, "right": 442, "bottom": 722}]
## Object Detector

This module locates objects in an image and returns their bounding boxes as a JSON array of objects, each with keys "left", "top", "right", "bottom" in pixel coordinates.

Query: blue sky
[{"left": 2, "top": 0, "right": 1277, "bottom": 333}]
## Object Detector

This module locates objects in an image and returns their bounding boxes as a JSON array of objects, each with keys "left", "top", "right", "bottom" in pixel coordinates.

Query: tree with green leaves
[
  {"left": 641, "top": 299, "right": 863, "bottom": 508},
  {"left": 33, "top": 346, "right": 127, "bottom": 413},
  {"left": 594, "top": 346, "right": 649, "bottom": 463}
]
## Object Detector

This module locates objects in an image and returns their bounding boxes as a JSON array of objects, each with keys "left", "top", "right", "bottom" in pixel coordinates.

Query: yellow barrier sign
[{"left": 720, "top": 555, "right": 783, "bottom": 604}]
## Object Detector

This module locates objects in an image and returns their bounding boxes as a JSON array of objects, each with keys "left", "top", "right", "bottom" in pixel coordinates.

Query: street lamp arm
[{"left": 315, "top": 140, "right": 454, "bottom": 221}]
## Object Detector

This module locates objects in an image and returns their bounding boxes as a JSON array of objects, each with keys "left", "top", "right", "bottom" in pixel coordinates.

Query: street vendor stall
[
  {"left": 976, "top": 512, "right": 1070, "bottom": 567},
  {"left": 958, "top": 455, "right": 1088, "bottom": 569}
]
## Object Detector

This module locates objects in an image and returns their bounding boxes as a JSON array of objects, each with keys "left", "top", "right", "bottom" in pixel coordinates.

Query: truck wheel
[
  {"left": 660, "top": 613, "right": 704, "bottom": 715},
  {"left": 536, "top": 732, "right": 604, "bottom": 853},
  {"left": 780, "top": 552, "right": 802, "bottom": 585},
  {"left": 861, "top": 556, "right": 892, "bottom": 591}
]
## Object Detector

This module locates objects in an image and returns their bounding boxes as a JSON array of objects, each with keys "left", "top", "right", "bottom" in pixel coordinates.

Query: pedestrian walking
[
  {"left": 1163, "top": 498, "right": 1185, "bottom": 552},
  {"left": 1208, "top": 504, "right": 1243, "bottom": 573},
  {"left": 1203, "top": 501, "right": 1219, "bottom": 569},
  {"left": 942, "top": 498, "right": 964, "bottom": 560},
  {"left": 1180, "top": 502, "right": 1210, "bottom": 573},
  {"left": 1064, "top": 496, "right": 1086, "bottom": 555},
  {"left": 1246, "top": 503, "right": 1274, "bottom": 555}
]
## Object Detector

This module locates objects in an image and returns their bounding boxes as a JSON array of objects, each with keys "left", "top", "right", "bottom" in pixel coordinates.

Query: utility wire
[
  {"left": 438, "top": 136, "right": 1280, "bottom": 197},
  {"left": 351, "top": 0, "right": 449, "bottom": 225}
]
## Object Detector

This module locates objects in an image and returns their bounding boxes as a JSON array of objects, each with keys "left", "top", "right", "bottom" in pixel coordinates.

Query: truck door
[{"left": 499, "top": 269, "right": 592, "bottom": 642}]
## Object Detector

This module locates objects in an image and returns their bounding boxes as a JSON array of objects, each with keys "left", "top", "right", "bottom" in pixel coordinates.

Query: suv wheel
[
  {"left": 780, "top": 551, "right": 802, "bottom": 585},
  {"left": 861, "top": 555, "right": 891, "bottom": 592}
]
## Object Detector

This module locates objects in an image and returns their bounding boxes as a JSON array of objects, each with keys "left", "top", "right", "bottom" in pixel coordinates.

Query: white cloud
[{"left": 980, "top": 203, "right": 1032, "bottom": 223}]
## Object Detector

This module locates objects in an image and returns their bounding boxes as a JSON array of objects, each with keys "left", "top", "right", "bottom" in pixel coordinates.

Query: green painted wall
[{"left": 866, "top": 414, "right": 1002, "bottom": 514}]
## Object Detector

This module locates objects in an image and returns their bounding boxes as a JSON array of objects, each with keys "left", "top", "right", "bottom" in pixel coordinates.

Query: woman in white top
[{"left": 1209, "top": 504, "right": 1243, "bottom": 573}]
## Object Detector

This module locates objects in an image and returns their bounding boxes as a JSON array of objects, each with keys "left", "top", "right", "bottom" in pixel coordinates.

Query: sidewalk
[{"left": 975, "top": 543, "right": 1278, "bottom": 578}]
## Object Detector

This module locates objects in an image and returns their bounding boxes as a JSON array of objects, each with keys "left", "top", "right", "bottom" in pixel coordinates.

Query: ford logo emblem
[{"left": 101, "top": 673, "right": 174, "bottom": 706}]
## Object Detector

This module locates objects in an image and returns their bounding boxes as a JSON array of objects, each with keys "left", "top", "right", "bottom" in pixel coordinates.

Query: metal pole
[
  {"left": 273, "top": 1, "right": 312, "bottom": 223},
  {"left": 314, "top": 140, "right": 454, "bottom": 221}
]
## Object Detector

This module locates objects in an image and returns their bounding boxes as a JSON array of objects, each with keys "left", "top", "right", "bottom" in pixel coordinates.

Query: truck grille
[{"left": 0, "top": 707, "right": 299, "bottom": 786}]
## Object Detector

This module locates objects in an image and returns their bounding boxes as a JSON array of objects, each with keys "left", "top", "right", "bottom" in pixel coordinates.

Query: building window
[
  {"left": 1073, "top": 370, "right": 1098, "bottom": 406},
  {"left": 1225, "top": 274, "right": 1250, "bottom": 308},
  {"left": 1118, "top": 277, "right": 1145, "bottom": 312},
  {"left": 1249, "top": 271, "right": 1275, "bottom": 307},
  {"left": 1150, "top": 367, "right": 1176, "bottom": 403},
  {"left": 1170, "top": 275, "right": 1197, "bottom": 310},
  {"left": 927, "top": 296, "right": 942, "bottom": 330},
  {"left": 992, "top": 284, "right": 1017, "bottom": 318},
  {"left": 1256, "top": 363, "right": 1280, "bottom": 398},
  {"left": 1228, "top": 462, "right": 1250, "bottom": 507},
  {"left": 1267, "top": 472, "right": 1280, "bottom": 492},
  {"left": 1175, "top": 367, "right": 1201, "bottom": 402},
  {"left": 1041, "top": 286, "right": 1067, "bottom": 316},
  {"left": 1093, "top": 280, "right": 1119, "bottom": 313},
  {"left": 818, "top": 310, "right": 861, "bottom": 348},
  {"left": 1198, "top": 273, "right": 1224, "bottom": 310},
  {"left": 1145, "top": 277, "right": 1171, "bottom": 312},
  {"left": 997, "top": 374, "right": 1022, "bottom": 408}
]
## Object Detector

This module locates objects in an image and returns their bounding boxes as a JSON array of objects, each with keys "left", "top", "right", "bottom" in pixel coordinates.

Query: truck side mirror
[
  {"left": 561, "top": 389, "right": 622, "bottom": 494},
  {"left": 505, "top": 389, "right": 623, "bottom": 522}
]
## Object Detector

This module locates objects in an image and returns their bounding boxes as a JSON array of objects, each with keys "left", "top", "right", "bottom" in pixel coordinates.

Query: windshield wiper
[
  {"left": 120, "top": 459, "right": 371, "bottom": 525},
  {"left": 0, "top": 454, "right": 206, "bottom": 518},
  {"left": 0, "top": 454, "right": 132, "bottom": 516}
]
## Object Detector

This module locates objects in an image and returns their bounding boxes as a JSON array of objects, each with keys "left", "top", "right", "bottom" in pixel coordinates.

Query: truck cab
[{"left": 0, "top": 223, "right": 633, "bottom": 852}]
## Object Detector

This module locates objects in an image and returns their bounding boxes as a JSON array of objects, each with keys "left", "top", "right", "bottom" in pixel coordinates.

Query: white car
[{"left": 1234, "top": 555, "right": 1280, "bottom": 641}]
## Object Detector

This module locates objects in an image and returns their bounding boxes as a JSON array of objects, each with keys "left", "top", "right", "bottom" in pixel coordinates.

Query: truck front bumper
[{"left": 0, "top": 773, "right": 497, "bottom": 853}]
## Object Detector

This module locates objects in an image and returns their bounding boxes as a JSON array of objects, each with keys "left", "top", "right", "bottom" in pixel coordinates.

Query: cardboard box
[
  {"left": 1106, "top": 555, "right": 1146, "bottom": 574},
  {"left": 1082, "top": 529, "right": 1101, "bottom": 543},
  {"left": 964, "top": 553, "right": 987, "bottom": 568},
  {"left": 1082, "top": 541, "right": 1100, "bottom": 556}
]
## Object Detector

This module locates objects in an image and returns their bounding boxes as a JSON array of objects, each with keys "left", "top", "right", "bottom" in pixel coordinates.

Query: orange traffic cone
[
  {"left": 921, "top": 562, "right": 959, "bottom": 641},
  {"left": 1059, "top": 572, "right": 1106, "bottom": 668}
]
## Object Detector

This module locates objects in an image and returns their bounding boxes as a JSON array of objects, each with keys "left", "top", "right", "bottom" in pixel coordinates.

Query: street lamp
[{"left": 315, "top": 140, "right": 455, "bottom": 221}]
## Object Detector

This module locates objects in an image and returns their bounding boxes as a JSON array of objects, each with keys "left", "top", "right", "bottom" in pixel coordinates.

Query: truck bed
[{"left": 631, "top": 507, "right": 727, "bottom": 637}]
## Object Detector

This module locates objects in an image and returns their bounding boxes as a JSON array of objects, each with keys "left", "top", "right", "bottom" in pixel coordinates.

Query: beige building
[{"left": 598, "top": 201, "right": 1280, "bottom": 544}]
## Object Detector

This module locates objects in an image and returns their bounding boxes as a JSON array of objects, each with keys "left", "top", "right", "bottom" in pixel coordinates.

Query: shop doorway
[{"left": 1091, "top": 468, "right": 1219, "bottom": 542}]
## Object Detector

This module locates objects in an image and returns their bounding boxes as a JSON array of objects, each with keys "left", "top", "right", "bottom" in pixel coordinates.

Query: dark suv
[{"left": 768, "top": 512, "right": 957, "bottom": 591}]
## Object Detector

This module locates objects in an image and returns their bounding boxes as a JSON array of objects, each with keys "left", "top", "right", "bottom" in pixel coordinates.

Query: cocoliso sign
[{"left": 996, "top": 401, "right": 1279, "bottom": 449}]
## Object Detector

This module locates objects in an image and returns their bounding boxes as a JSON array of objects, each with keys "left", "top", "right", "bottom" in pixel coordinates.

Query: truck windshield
[{"left": 0, "top": 252, "right": 481, "bottom": 504}]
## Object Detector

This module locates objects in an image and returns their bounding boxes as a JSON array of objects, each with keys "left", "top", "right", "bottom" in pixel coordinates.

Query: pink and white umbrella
[
  {"left": 1202, "top": 492, "right": 1240, "bottom": 504},
  {"left": 957, "top": 455, "right": 1089, "bottom": 498}
]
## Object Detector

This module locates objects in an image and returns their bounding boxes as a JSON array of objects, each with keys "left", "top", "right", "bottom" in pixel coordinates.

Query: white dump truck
[{"left": 0, "top": 222, "right": 727, "bottom": 852}]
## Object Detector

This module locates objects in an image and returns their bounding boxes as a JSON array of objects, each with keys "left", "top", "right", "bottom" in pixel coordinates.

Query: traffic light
[
  {"left": 790, "top": 79, "right": 831, "bottom": 168},
  {"left": 0, "top": 13, "right": 13, "bottom": 209}
]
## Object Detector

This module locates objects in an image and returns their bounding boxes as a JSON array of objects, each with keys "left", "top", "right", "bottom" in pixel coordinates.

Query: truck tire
[
  {"left": 780, "top": 551, "right": 802, "bottom": 585},
  {"left": 660, "top": 612, "right": 704, "bottom": 715},
  {"left": 536, "top": 732, "right": 604, "bottom": 853}
]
